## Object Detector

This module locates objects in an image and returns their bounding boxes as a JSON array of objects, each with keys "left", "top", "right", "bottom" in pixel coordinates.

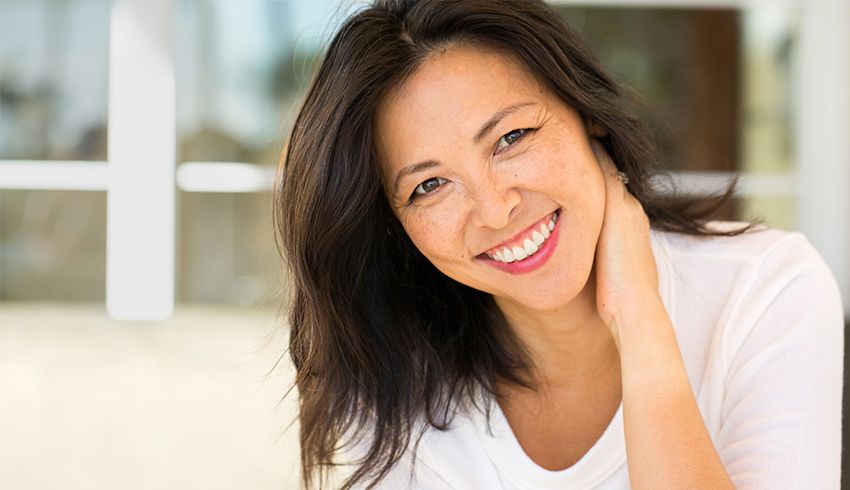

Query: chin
[{"left": 504, "top": 282, "right": 586, "bottom": 312}]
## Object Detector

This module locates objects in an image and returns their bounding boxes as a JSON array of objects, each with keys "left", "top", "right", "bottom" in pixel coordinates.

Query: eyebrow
[
  {"left": 473, "top": 101, "right": 536, "bottom": 144},
  {"left": 391, "top": 160, "right": 440, "bottom": 198},
  {"left": 391, "top": 101, "right": 536, "bottom": 197}
]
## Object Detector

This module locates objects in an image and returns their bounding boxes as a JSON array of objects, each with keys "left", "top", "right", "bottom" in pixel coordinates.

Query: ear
[{"left": 585, "top": 118, "right": 609, "bottom": 138}]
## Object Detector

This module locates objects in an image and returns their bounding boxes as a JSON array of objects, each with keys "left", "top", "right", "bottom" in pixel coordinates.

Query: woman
[{"left": 274, "top": 1, "right": 844, "bottom": 488}]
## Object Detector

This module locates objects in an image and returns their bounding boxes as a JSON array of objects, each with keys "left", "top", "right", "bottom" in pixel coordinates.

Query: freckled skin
[{"left": 374, "top": 45, "right": 607, "bottom": 313}]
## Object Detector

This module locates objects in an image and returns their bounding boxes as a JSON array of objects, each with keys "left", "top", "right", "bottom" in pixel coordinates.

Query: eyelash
[
  {"left": 408, "top": 128, "right": 535, "bottom": 202},
  {"left": 494, "top": 128, "right": 531, "bottom": 155}
]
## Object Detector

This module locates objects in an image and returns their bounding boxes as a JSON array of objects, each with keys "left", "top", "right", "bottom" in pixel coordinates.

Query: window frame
[{"left": 0, "top": 0, "right": 846, "bottom": 318}]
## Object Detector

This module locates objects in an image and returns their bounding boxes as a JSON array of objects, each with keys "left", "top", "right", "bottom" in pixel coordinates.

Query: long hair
[{"left": 273, "top": 1, "right": 753, "bottom": 487}]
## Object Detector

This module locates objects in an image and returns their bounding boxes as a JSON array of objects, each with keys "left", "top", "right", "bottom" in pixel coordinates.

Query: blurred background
[{"left": 1, "top": 0, "right": 848, "bottom": 488}]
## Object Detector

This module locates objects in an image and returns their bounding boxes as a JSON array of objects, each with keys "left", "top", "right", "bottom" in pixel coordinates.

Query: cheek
[
  {"left": 402, "top": 208, "right": 466, "bottom": 261},
  {"left": 538, "top": 155, "right": 594, "bottom": 199},
  {"left": 538, "top": 148, "right": 605, "bottom": 204}
]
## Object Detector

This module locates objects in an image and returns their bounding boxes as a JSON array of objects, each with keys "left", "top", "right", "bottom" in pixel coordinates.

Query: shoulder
[
  {"left": 653, "top": 220, "right": 843, "bottom": 367},
  {"left": 667, "top": 227, "right": 846, "bottom": 488},
  {"left": 328, "top": 386, "right": 507, "bottom": 488},
  {"left": 333, "top": 398, "right": 508, "bottom": 489}
]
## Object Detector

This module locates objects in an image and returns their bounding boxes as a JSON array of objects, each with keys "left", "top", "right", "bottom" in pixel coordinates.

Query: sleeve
[{"left": 715, "top": 233, "right": 844, "bottom": 489}]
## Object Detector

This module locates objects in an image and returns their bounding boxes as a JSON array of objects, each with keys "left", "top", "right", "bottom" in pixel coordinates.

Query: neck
[{"left": 494, "top": 265, "right": 620, "bottom": 397}]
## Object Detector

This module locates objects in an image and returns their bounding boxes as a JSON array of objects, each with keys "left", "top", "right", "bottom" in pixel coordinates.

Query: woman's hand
[{"left": 590, "top": 139, "right": 663, "bottom": 349}]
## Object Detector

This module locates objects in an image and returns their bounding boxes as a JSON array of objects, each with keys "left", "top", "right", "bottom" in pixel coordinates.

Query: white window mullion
[
  {"left": 795, "top": 0, "right": 850, "bottom": 314},
  {"left": 106, "top": 0, "right": 176, "bottom": 320},
  {"left": 176, "top": 162, "right": 276, "bottom": 193}
]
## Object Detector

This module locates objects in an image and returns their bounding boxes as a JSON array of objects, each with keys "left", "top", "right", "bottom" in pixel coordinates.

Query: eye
[
  {"left": 411, "top": 177, "right": 447, "bottom": 199},
  {"left": 494, "top": 128, "right": 531, "bottom": 154}
]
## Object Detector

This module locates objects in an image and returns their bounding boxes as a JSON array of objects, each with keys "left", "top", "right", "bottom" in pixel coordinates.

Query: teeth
[
  {"left": 512, "top": 246, "right": 528, "bottom": 260},
  {"left": 531, "top": 230, "right": 544, "bottom": 246},
  {"left": 487, "top": 210, "right": 559, "bottom": 264},
  {"left": 523, "top": 239, "right": 538, "bottom": 255}
]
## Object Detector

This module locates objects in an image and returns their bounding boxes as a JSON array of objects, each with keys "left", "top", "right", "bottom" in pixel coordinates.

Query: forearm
[{"left": 615, "top": 304, "right": 736, "bottom": 490}]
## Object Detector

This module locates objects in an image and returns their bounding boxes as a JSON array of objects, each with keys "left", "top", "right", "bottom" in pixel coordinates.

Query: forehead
[{"left": 373, "top": 45, "right": 549, "bottom": 172}]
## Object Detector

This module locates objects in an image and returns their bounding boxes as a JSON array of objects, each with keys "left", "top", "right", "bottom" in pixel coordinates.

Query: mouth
[{"left": 475, "top": 209, "right": 561, "bottom": 275}]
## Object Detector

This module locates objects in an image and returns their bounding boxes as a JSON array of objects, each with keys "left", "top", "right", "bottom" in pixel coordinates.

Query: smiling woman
[{"left": 274, "top": 1, "right": 844, "bottom": 489}]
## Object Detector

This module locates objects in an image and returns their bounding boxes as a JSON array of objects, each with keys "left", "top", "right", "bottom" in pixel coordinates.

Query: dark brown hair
[{"left": 273, "top": 1, "right": 753, "bottom": 488}]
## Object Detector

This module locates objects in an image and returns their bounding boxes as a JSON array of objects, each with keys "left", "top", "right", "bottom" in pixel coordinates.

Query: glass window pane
[
  {"left": 741, "top": 5, "right": 795, "bottom": 174},
  {"left": 0, "top": 190, "right": 106, "bottom": 301},
  {"left": 555, "top": 7, "right": 743, "bottom": 173},
  {"left": 554, "top": 7, "right": 794, "bottom": 173},
  {"left": 0, "top": 1, "right": 110, "bottom": 161},
  {"left": 176, "top": 0, "right": 352, "bottom": 166},
  {"left": 177, "top": 192, "right": 282, "bottom": 305}
]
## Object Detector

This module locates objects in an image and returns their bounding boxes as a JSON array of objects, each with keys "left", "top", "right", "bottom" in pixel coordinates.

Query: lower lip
[{"left": 476, "top": 210, "right": 561, "bottom": 275}]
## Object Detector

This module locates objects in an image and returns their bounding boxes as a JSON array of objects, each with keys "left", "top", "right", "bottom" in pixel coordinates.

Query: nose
[{"left": 467, "top": 173, "right": 521, "bottom": 230}]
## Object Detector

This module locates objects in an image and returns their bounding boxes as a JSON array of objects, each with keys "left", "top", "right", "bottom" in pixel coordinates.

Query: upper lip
[{"left": 477, "top": 209, "right": 558, "bottom": 257}]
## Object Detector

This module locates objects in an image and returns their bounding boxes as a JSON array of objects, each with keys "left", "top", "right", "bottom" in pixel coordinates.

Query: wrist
[
  {"left": 614, "top": 301, "right": 684, "bottom": 386},
  {"left": 609, "top": 297, "right": 672, "bottom": 351},
  {"left": 610, "top": 295, "right": 667, "bottom": 333}
]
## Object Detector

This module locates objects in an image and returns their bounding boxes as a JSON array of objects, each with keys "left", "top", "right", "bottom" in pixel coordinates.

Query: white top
[{"left": 350, "top": 223, "right": 845, "bottom": 489}]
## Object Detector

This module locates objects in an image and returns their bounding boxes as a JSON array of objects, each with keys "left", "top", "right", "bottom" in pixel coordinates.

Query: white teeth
[
  {"left": 531, "top": 230, "right": 545, "bottom": 246},
  {"left": 487, "top": 210, "right": 560, "bottom": 264},
  {"left": 512, "top": 246, "right": 527, "bottom": 260}
]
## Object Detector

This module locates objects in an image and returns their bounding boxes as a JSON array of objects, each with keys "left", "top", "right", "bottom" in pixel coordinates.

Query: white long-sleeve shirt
[{"left": 350, "top": 223, "right": 845, "bottom": 489}]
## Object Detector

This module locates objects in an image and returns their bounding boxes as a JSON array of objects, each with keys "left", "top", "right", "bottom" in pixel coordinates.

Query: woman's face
[{"left": 374, "top": 45, "right": 607, "bottom": 312}]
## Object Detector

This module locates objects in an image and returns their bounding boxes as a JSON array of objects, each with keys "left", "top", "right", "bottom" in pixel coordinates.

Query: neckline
[{"left": 482, "top": 397, "right": 626, "bottom": 489}]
